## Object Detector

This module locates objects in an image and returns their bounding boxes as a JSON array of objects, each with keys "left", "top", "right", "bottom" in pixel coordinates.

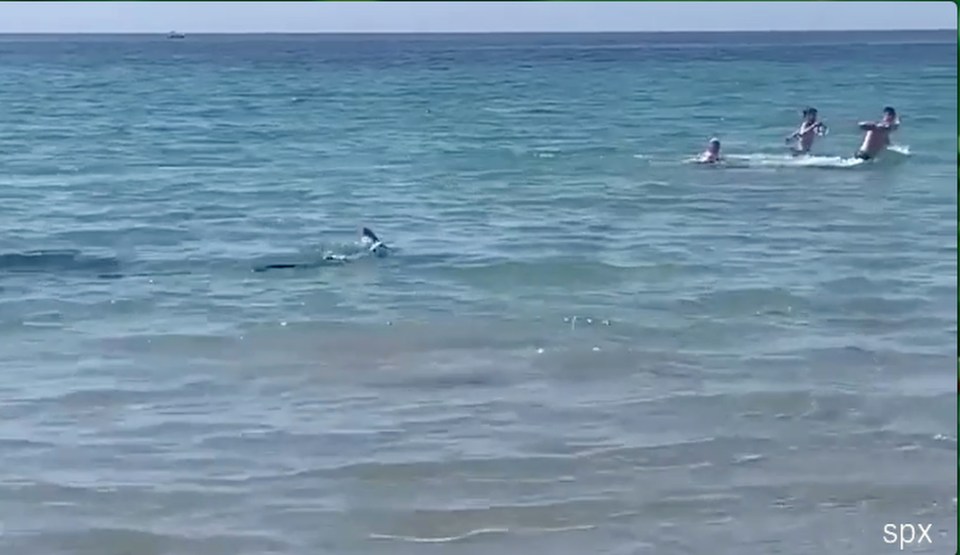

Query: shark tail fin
[
  {"left": 361, "top": 227, "right": 380, "bottom": 245},
  {"left": 361, "top": 227, "right": 387, "bottom": 253}
]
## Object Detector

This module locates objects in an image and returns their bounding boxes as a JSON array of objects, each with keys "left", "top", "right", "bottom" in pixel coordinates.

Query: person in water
[
  {"left": 855, "top": 106, "right": 899, "bottom": 160},
  {"left": 786, "top": 107, "right": 828, "bottom": 155},
  {"left": 698, "top": 137, "right": 722, "bottom": 164}
]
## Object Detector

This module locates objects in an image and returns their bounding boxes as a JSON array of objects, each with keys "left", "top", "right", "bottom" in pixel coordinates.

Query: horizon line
[{"left": 0, "top": 28, "right": 955, "bottom": 35}]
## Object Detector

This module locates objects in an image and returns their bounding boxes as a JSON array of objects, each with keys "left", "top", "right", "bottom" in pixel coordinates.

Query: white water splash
[{"left": 686, "top": 145, "right": 912, "bottom": 169}]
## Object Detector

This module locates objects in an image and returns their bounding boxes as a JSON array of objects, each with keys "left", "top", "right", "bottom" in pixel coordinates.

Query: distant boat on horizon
[{"left": 167, "top": 31, "right": 186, "bottom": 39}]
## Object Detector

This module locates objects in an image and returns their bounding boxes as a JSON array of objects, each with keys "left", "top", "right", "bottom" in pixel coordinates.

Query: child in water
[
  {"left": 786, "top": 107, "right": 828, "bottom": 155},
  {"left": 697, "top": 137, "right": 722, "bottom": 164},
  {"left": 855, "top": 106, "right": 899, "bottom": 160}
]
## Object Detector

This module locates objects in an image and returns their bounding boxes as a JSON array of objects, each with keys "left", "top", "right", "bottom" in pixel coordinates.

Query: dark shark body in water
[
  {"left": 253, "top": 227, "right": 389, "bottom": 272},
  {"left": 0, "top": 229, "right": 389, "bottom": 279}
]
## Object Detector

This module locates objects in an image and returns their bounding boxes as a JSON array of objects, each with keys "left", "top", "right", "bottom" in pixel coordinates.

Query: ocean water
[{"left": 0, "top": 31, "right": 956, "bottom": 554}]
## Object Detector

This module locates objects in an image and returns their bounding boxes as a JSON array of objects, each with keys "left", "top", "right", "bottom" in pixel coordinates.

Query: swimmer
[
  {"left": 854, "top": 106, "right": 900, "bottom": 161},
  {"left": 786, "top": 107, "right": 828, "bottom": 155},
  {"left": 697, "top": 137, "right": 722, "bottom": 164}
]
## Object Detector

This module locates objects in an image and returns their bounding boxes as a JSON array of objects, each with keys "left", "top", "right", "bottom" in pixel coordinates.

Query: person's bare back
[{"left": 855, "top": 106, "right": 899, "bottom": 160}]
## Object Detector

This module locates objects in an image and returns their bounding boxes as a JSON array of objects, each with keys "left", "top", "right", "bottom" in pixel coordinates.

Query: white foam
[
  {"left": 689, "top": 144, "right": 913, "bottom": 169},
  {"left": 723, "top": 153, "right": 866, "bottom": 169},
  {"left": 887, "top": 144, "right": 911, "bottom": 156}
]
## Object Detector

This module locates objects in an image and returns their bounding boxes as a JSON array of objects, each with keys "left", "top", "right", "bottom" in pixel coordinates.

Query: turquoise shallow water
[{"left": 0, "top": 31, "right": 956, "bottom": 554}]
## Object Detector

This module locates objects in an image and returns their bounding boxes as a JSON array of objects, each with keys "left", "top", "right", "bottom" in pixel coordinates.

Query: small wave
[
  {"left": 531, "top": 524, "right": 597, "bottom": 533},
  {"left": 733, "top": 453, "right": 766, "bottom": 464},
  {"left": 481, "top": 105, "right": 562, "bottom": 116},
  {"left": 369, "top": 524, "right": 595, "bottom": 544},
  {"left": 370, "top": 528, "right": 509, "bottom": 543}
]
